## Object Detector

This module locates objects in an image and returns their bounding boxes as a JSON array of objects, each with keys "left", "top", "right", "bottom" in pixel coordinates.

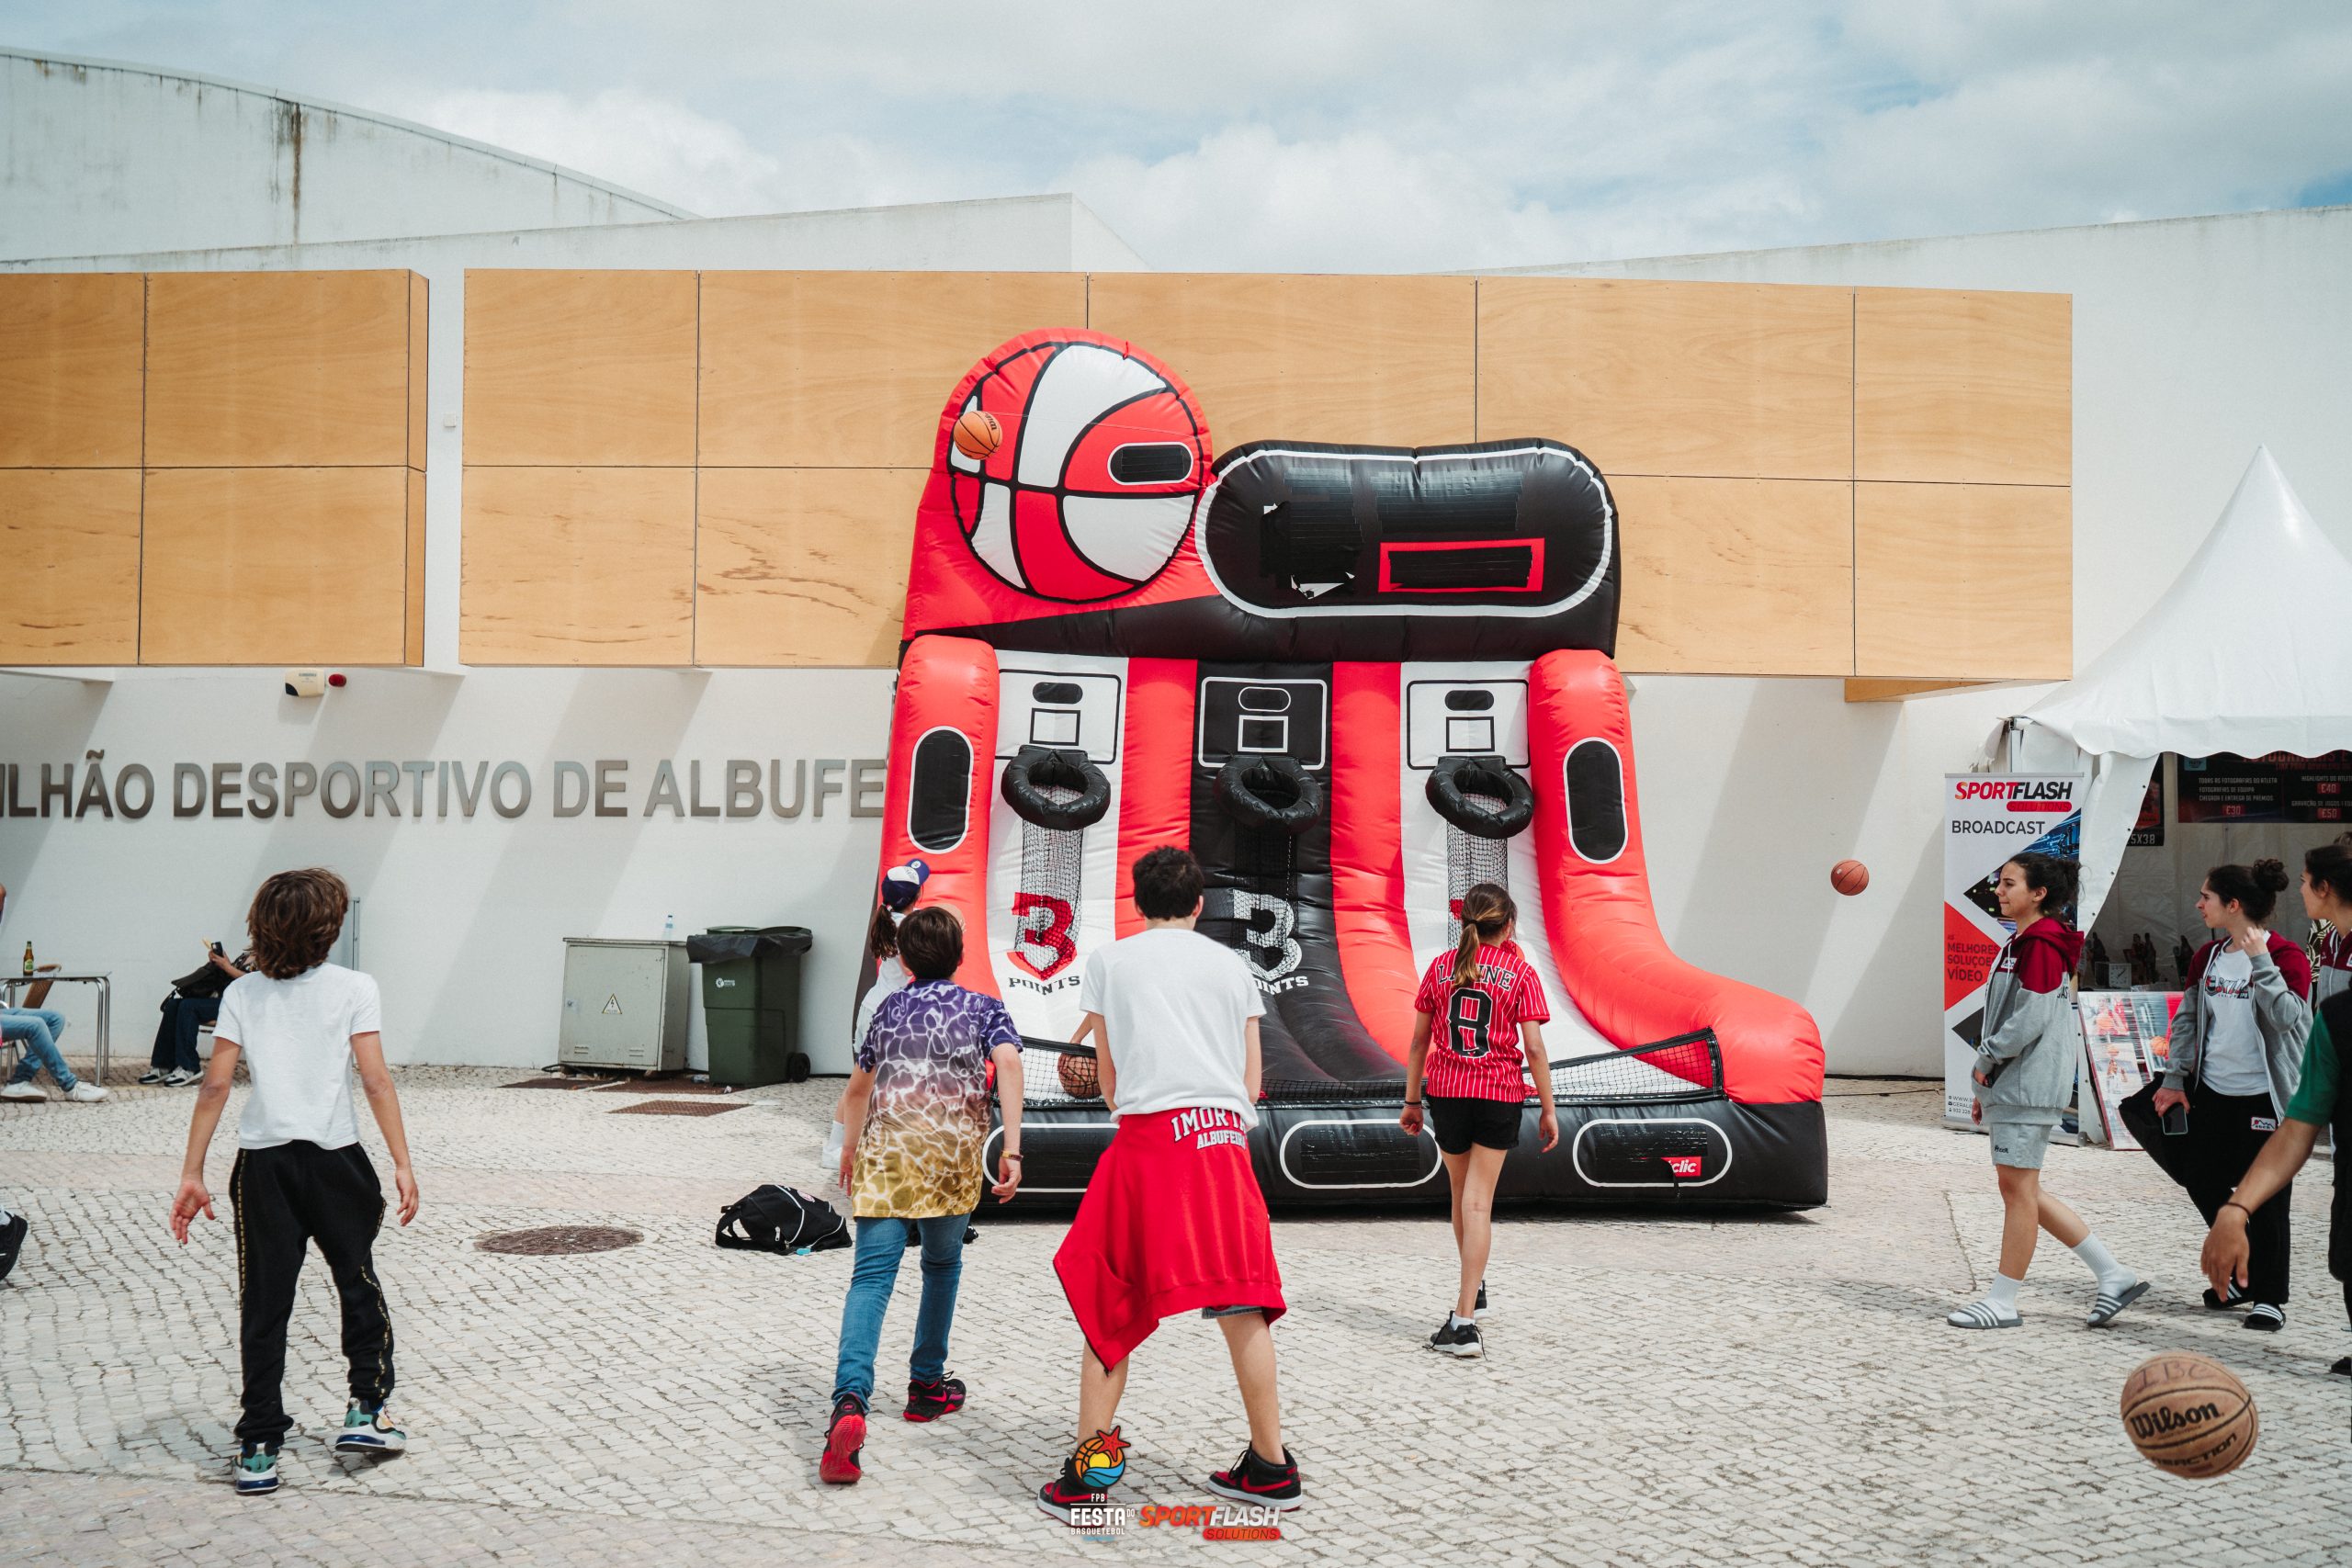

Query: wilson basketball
[
  {"left": 2120, "top": 1353, "right": 2256, "bottom": 1478},
  {"left": 1057, "top": 1051, "right": 1101, "bottom": 1100},
  {"left": 1830, "top": 859, "right": 1870, "bottom": 897},
  {"left": 951, "top": 408, "right": 1002, "bottom": 460}
]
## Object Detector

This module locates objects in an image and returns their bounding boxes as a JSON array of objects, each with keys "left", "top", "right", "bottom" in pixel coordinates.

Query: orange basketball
[
  {"left": 952, "top": 408, "right": 1003, "bottom": 460},
  {"left": 1057, "top": 1051, "right": 1101, "bottom": 1100},
  {"left": 2120, "top": 1353, "right": 2257, "bottom": 1479},
  {"left": 1830, "top": 859, "right": 1870, "bottom": 897}
]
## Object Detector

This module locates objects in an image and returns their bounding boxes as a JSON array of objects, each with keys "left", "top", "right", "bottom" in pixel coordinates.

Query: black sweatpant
[
  {"left": 230, "top": 1141, "right": 394, "bottom": 1446},
  {"left": 2120, "top": 1085, "right": 2292, "bottom": 1306}
]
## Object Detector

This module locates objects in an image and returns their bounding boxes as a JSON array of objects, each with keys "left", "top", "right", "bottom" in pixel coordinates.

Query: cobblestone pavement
[{"left": 4, "top": 1066, "right": 2349, "bottom": 1565}]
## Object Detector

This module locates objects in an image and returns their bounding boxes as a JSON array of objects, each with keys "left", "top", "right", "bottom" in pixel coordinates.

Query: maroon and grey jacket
[{"left": 1973, "top": 919, "right": 2086, "bottom": 1120}]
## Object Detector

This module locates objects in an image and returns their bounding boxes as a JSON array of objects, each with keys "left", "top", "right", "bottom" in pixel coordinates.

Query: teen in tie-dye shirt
[{"left": 825, "top": 908, "right": 1025, "bottom": 1485}]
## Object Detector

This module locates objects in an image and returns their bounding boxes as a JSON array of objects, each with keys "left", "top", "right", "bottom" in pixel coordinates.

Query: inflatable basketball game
[{"left": 859, "top": 329, "right": 1827, "bottom": 1208}]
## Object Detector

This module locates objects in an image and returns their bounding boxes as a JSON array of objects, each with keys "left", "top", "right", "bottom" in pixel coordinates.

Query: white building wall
[
  {"left": 6, "top": 205, "right": 2344, "bottom": 1078},
  {"left": 1, "top": 49, "right": 689, "bottom": 260}
]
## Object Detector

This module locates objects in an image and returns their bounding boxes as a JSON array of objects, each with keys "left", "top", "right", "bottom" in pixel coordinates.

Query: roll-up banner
[{"left": 1943, "top": 774, "right": 2086, "bottom": 1128}]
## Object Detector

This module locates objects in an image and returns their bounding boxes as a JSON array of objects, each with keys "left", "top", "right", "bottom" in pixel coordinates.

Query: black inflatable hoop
[
  {"left": 1215, "top": 755, "right": 1325, "bottom": 834},
  {"left": 1001, "top": 746, "right": 1111, "bottom": 830},
  {"left": 1427, "top": 754, "right": 1534, "bottom": 840}
]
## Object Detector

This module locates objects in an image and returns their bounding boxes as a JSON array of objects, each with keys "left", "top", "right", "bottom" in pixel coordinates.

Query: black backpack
[{"left": 714, "top": 1185, "right": 849, "bottom": 1255}]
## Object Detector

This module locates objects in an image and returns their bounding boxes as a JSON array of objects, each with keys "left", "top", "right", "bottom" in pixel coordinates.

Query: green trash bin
[{"left": 689, "top": 926, "right": 812, "bottom": 1088}]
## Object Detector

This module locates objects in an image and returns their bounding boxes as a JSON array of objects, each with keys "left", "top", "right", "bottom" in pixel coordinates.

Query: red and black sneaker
[
  {"left": 1204, "top": 1444, "right": 1302, "bottom": 1510},
  {"left": 819, "top": 1393, "right": 866, "bottom": 1484},
  {"left": 1035, "top": 1451, "right": 1107, "bottom": 1524},
  {"left": 903, "top": 1374, "right": 967, "bottom": 1422}
]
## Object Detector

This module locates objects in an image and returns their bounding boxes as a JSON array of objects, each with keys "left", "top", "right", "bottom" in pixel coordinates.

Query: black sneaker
[
  {"left": 1205, "top": 1443, "right": 1303, "bottom": 1510},
  {"left": 2243, "top": 1303, "right": 2285, "bottom": 1332},
  {"left": 137, "top": 1067, "right": 171, "bottom": 1085},
  {"left": 1426, "top": 1317, "right": 1483, "bottom": 1358},
  {"left": 2329, "top": 1356, "right": 2349, "bottom": 1378},
  {"left": 0, "top": 1212, "right": 27, "bottom": 1284},
  {"left": 1036, "top": 1450, "right": 1108, "bottom": 1524},
  {"left": 903, "top": 1374, "right": 966, "bottom": 1422},
  {"left": 1475, "top": 1280, "right": 1488, "bottom": 1319}
]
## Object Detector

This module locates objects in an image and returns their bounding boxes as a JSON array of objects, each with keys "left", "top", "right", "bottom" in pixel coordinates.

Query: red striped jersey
[{"left": 1413, "top": 943, "right": 1550, "bottom": 1102}]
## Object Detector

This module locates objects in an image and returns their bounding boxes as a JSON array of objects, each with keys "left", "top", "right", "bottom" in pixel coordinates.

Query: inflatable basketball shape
[
  {"left": 944, "top": 338, "right": 1207, "bottom": 604},
  {"left": 2120, "top": 1353, "right": 2256, "bottom": 1478}
]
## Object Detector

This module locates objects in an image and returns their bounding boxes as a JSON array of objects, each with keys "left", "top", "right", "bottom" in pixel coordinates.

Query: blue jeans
[
  {"left": 2, "top": 1009, "right": 75, "bottom": 1089},
  {"left": 831, "top": 1212, "right": 970, "bottom": 1404}
]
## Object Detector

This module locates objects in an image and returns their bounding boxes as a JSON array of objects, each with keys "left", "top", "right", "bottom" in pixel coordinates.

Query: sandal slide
[{"left": 2086, "top": 1279, "right": 2150, "bottom": 1327}]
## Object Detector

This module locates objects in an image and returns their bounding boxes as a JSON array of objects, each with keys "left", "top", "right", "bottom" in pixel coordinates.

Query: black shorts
[{"left": 1426, "top": 1094, "right": 1523, "bottom": 1155}]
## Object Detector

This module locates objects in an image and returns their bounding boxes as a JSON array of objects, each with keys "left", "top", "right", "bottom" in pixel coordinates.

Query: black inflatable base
[{"left": 989, "top": 1096, "right": 1826, "bottom": 1212}]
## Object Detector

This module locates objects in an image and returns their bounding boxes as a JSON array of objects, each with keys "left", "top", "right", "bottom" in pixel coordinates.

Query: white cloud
[{"left": 17, "top": 1, "right": 2352, "bottom": 270}]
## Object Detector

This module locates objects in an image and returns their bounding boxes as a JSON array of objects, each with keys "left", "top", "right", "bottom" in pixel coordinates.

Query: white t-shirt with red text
[{"left": 1413, "top": 942, "right": 1550, "bottom": 1102}]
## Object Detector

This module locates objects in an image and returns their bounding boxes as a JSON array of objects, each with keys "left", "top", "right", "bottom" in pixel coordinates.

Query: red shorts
[{"left": 1053, "top": 1106, "right": 1286, "bottom": 1366}]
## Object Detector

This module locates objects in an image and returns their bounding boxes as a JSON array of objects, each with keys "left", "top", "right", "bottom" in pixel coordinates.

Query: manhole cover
[
  {"left": 608, "top": 1100, "right": 744, "bottom": 1117},
  {"left": 476, "top": 1225, "right": 643, "bottom": 1255}
]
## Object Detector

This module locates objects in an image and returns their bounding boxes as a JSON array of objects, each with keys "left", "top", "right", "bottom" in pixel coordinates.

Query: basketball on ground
[
  {"left": 2120, "top": 1352, "right": 2256, "bottom": 1478},
  {"left": 1057, "top": 1051, "right": 1101, "bottom": 1100},
  {"left": 1830, "top": 859, "right": 1870, "bottom": 896},
  {"left": 952, "top": 408, "right": 1002, "bottom": 459}
]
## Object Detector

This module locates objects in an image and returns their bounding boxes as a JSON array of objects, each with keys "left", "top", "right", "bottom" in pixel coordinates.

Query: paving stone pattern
[{"left": 4, "top": 1067, "right": 2349, "bottom": 1565}]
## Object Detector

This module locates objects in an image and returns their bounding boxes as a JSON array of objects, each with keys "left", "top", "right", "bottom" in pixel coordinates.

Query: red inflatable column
[
  {"left": 1113, "top": 658, "right": 1197, "bottom": 939},
  {"left": 1528, "top": 649, "right": 1823, "bottom": 1104},
  {"left": 878, "top": 635, "right": 1001, "bottom": 996},
  {"left": 1329, "top": 661, "right": 1419, "bottom": 1062}
]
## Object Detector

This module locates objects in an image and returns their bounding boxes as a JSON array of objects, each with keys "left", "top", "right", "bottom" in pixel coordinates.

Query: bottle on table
[
  {"left": 663, "top": 914, "right": 675, "bottom": 942},
  {"left": 19, "top": 942, "right": 29, "bottom": 976}
]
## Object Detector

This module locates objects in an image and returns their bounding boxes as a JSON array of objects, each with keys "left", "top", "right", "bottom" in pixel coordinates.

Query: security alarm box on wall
[{"left": 560, "top": 939, "right": 689, "bottom": 1073}]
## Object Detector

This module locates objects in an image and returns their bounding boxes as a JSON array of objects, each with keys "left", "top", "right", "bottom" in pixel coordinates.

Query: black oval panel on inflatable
[{"left": 859, "top": 329, "right": 1828, "bottom": 1209}]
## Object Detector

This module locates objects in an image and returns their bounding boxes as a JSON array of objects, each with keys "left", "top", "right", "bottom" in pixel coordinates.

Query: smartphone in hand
[{"left": 2162, "top": 1100, "right": 2189, "bottom": 1136}]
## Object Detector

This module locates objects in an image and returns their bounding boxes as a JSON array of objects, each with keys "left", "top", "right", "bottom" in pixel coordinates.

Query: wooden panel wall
[
  {"left": 0, "top": 270, "right": 427, "bottom": 667},
  {"left": 443, "top": 268, "right": 2068, "bottom": 676}
]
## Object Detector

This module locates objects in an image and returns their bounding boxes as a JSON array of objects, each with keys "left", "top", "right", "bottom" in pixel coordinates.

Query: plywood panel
[
  {"left": 695, "top": 468, "right": 922, "bottom": 666},
  {"left": 1856, "top": 481, "right": 2070, "bottom": 680},
  {"left": 408, "top": 272, "right": 430, "bottom": 470},
  {"left": 698, "top": 273, "right": 1086, "bottom": 468},
  {"left": 0, "top": 469, "right": 142, "bottom": 662},
  {"left": 1086, "top": 274, "right": 1475, "bottom": 449},
  {"left": 465, "top": 271, "right": 697, "bottom": 467},
  {"left": 141, "top": 468, "right": 408, "bottom": 664},
  {"left": 1843, "top": 679, "right": 1987, "bottom": 702},
  {"left": 1856, "top": 289, "right": 2070, "bottom": 485},
  {"left": 0, "top": 274, "right": 145, "bottom": 468},
  {"left": 461, "top": 467, "right": 695, "bottom": 665},
  {"left": 145, "top": 272, "right": 413, "bottom": 468},
  {"left": 1612, "top": 476, "right": 1853, "bottom": 676},
  {"left": 1477, "top": 278, "right": 1852, "bottom": 479},
  {"left": 404, "top": 469, "right": 426, "bottom": 667}
]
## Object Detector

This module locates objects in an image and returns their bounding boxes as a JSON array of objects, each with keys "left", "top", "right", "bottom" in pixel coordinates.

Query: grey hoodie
[
  {"left": 2162, "top": 933, "right": 2312, "bottom": 1110},
  {"left": 1973, "top": 919, "right": 2085, "bottom": 1121}
]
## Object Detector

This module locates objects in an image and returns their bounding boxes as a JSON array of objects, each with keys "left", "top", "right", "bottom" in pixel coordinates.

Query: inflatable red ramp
[{"left": 860, "top": 329, "right": 1827, "bottom": 1208}]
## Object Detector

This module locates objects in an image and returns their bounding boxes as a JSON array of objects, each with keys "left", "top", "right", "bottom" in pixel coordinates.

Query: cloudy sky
[{"left": 10, "top": 1, "right": 2351, "bottom": 270}]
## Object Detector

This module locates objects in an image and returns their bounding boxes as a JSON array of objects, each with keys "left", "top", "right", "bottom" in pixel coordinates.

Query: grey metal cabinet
[{"left": 560, "top": 939, "right": 689, "bottom": 1073}]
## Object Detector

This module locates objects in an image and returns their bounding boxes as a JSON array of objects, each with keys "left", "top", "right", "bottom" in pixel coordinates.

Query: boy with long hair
[{"left": 169, "top": 868, "right": 418, "bottom": 1495}]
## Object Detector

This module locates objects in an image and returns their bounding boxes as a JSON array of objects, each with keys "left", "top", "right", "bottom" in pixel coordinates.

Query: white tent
[{"left": 2000, "top": 447, "right": 2352, "bottom": 928}]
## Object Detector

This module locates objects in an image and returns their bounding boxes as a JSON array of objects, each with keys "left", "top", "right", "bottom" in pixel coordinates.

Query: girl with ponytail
[
  {"left": 1399, "top": 883, "right": 1559, "bottom": 1359},
  {"left": 2135, "top": 859, "right": 2313, "bottom": 1331}
]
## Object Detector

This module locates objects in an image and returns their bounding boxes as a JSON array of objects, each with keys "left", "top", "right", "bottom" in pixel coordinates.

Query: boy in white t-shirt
[
  {"left": 168, "top": 869, "right": 419, "bottom": 1496},
  {"left": 1038, "top": 847, "right": 1302, "bottom": 1522}
]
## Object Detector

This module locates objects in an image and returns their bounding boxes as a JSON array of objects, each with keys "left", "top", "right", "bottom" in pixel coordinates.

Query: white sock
[
  {"left": 1447, "top": 1312, "right": 1473, "bottom": 1329},
  {"left": 2070, "top": 1234, "right": 2134, "bottom": 1292},
  {"left": 1986, "top": 1273, "right": 2021, "bottom": 1312},
  {"left": 0, "top": 1203, "right": 13, "bottom": 1224}
]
